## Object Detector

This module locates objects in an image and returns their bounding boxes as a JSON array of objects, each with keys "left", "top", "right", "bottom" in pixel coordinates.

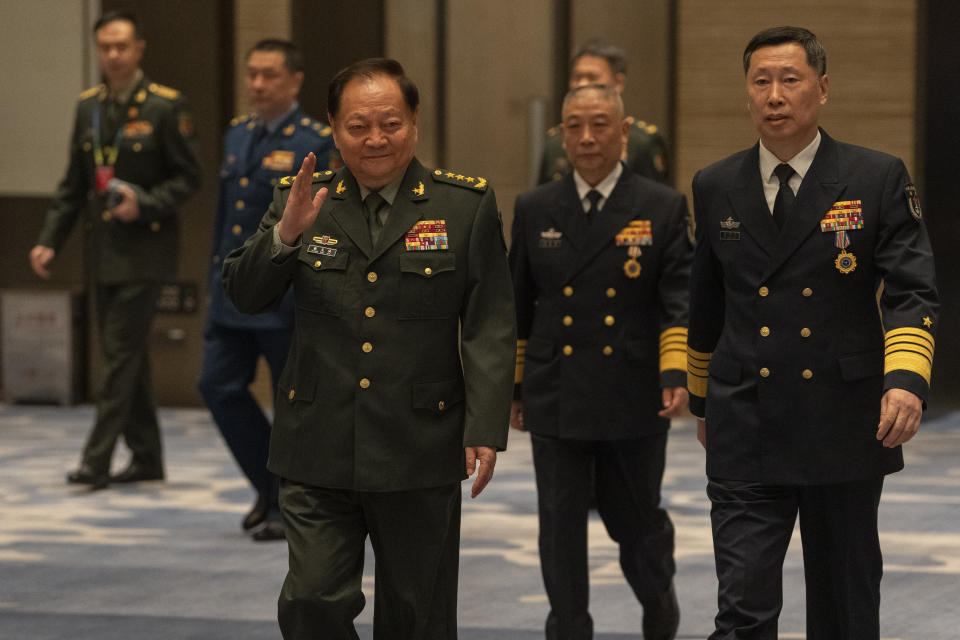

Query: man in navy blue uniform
[
  {"left": 510, "top": 84, "right": 691, "bottom": 640},
  {"left": 687, "top": 27, "right": 939, "bottom": 638},
  {"left": 199, "top": 39, "right": 335, "bottom": 541}
]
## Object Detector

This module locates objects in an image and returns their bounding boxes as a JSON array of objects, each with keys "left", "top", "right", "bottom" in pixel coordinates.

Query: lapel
[
  {"left": 726, "top": 144, "right": 778, "bottom": 256},
  {"left": 565, "top": 169, "right": 642, "bottom": 283},
  {"left": 243, "top": 109, "right": 298, "bottom": 175},
  {"left": 762, "top": 130, "right": 846, "bottom": 280},
  {"left": 327, "top": 169, "right": 373, "bottom": 258},
  {"left": 369, "top": 158, "right": 431, "bottom": 263}
]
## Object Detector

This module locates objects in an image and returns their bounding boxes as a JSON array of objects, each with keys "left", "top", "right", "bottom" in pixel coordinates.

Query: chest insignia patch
[
  {"left": 821, "top": 200, "right": 863, "bottom": 275},
  {"left": 405, "top": 220, "right": 448, "bottom": 251},
  {"left": 262, "top": 150, "right": 295, "bottom": 172},
  {"left": 615, "top": 220, "right": 653, "bottom": 246},
  {"left": 539, "top": 228, "right": 563, "bottom": 248},
  {"left": 312, "top": 235, "right": 338, "bottom": 246}
]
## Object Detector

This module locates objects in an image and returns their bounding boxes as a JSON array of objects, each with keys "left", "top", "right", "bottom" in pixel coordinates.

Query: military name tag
[
  {"left": 539, "top": 228, "right": 562, "bottom": 248},
  {"left": 262, "top": 150, "right": 295, "bottom": 172},
  {"left": 405, "top": 220, "right": 448, "bottom": 251},
  {"left": 307, "top": 244, "right": 337, "bottom": 257}
]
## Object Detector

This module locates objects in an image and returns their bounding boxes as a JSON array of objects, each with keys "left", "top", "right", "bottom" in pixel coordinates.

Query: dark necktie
[
  {"left": 585, "top": 189, "right": 603, "bottom": 225},
  {"left": 772, "top": 163, "right": 796, "bottom": 228},
  {"left": 364, "top": 192, "right": 387, "bottom": 246}
]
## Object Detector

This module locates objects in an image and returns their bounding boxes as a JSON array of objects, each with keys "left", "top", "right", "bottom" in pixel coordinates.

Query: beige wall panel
[
  {"left": 234, "top": 0, "right": 291, "bottom": 116},
  {"left": 676, "top": 0, "right": 916, "bottom": 206},
  {"left": 446, "top": 0, "right": 556, "bottom": 238},
  {"left": 571, "top": 0, "right": 672, "bottom": 142},
  {"left": 385, "top": 0, "right": 439, "bottom": 167}
]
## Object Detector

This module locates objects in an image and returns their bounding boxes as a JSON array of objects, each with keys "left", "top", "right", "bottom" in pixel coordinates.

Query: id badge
[{"left": 95, "top": 166, "right": 115, "bottom": 193}]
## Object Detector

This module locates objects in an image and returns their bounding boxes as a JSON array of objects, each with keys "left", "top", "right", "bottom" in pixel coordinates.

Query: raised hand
[{"left": 277, "top": 152, "right": 329, "bottom": 246}]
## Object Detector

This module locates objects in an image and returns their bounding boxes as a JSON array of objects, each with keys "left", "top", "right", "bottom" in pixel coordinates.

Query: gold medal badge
[
  {"left": 835, "top": 250, "right": 857, "bottom": 274},
  {"left": 623, "top": 246, "right": 642, "bottom": 278}
]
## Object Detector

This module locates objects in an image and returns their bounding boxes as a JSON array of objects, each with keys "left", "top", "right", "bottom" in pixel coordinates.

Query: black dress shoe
[
  {"left": 251, "top": 520, "right": 285, "bottom": 542},
  {"left": 642, "top": 582, "right": 680, "bottom": 640},
  {"left": 66, "top": 464, "right": 109, "bottom": 490},
  {"left": 109, "top": 463, "right": 165, "bottom": 483},
  {"left": 242, "top": 493, "right": 269, "bottom": 531}
]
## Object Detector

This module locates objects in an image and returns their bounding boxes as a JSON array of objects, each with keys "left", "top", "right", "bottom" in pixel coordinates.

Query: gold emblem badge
[
  {"left": 412, "top": 181, "right": 425, "bottom": 196},
  {"left": 834, "top": 250, "right": 857, "bottom": 274},
  {"left": 623, "top": 257, "right": 642, "bottom": 279},
  {"left": 336, "top": 180, "right": 346, "bottom": 194}
]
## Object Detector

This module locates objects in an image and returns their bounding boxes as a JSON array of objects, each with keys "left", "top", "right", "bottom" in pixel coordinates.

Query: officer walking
[
  {"left": 198, "top": 39, "right": 335, "bottom": 542},
  {"left": 29, "top": 10, "right": 200, "bottom": 490}
]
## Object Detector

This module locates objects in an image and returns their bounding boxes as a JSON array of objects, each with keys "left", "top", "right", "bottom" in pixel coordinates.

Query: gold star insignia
[
  {"left": 455, "top": 174, "right": 465, "bottom": 180},
  {"left": 465, "top": 177, "right": 475, "bottom": 183},
  {"left": 445, "top": 172, "right": 455, "bottom": 178},
  {"left": 923, "top": 316, "right": 933, "bottom": 328}
]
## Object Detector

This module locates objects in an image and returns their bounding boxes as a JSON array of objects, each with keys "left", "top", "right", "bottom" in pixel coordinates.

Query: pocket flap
[
  {"left": 412, "top": 379, "right": 465, "bottom": 414},
  {"left": 839, "top": 350, "right": 883, "bottom": 381},
  {"left": 708, "top": 353, "right": 742, "bottom": 384},
  {"left": 278, "top": 377, "right": 316, "bottom": 404},
  {"left": 399, "top": 252, "right": 456, "bottom": 277}
]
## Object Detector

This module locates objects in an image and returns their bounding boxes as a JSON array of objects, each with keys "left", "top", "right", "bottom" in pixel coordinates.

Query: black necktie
[
  {"left": 585, "top": 190, "right": 603, "bottom": 225},
  {"left": 772, "top": 163, "right": 796, "bottom": 228},
  {"left": 364, "top": 192, "right": 387, "bottom": 245}
]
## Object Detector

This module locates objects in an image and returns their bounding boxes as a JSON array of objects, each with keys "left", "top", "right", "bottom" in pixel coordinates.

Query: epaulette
[
  {"left": 79, "top": 85, "right": 104, "bottom": 101},
  {"left": 311, "top": 121, "right": 333, "bottom": 137},
  {"left": 431, "top": 169, "right": 487, "bottom": 192},
  {"left": 230, "top": 113, "right": 254, "bottom": 127},
  {"left": 278, "top": 170, "right": 337, "bottom": 188},
  {"left": 546, "top": 126, "right": 559, "bottom": 137},
  {"left": 148, "top": 82, "right": 181, "bottom": 100},
  {"left": 635, "top": 120, "right": 659, "bottom": 135}
]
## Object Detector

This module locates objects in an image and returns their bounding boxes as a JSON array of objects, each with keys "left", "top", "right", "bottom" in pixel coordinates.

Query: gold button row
[
  {"left": 759, "top": 326, "right": 812, "bottom": 338},
  {"left": 758, "top": 368, "right": 814, "bottom": 379},
  {"left": 561, "top": 286, "right": 617, "bottom": 298},
  {"left": 759, "top": 286, "right": 815, "bottom": 298}
]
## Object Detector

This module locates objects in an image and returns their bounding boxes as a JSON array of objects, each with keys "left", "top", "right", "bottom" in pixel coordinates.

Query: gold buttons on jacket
[
  {"left": 562, "top": 315, "right": 573, "bottom": 326},
  {"left": 563, "top": 286, "right": 574, "bottom": 297},
  {"left": 102, "top": 210, "right": 112, "bottom": 221},
  {"left": 802, "top": 287, "right": 813, "bottom": 297},
  {"left": 150, "top": 221, "right": 160, "bottom": 232},
  {"left": 759, "top": 367, "right": 770, "bottom": 378},
  {"left": 424, "top": 267, "right": 433, "bottom": 275},
  {"left": 800, "top": 327, "right": 811, "bottom": 338},
  {"left": 364, "top": 306, "right": 376, "bottom": 318},
  {"left": 132, "top": 142, "right": 142, "bottom": 152},
  {"left": 239, "top": 177, "right": 249, "bottom": 187},
  {"left": 232, "top": 224, "right": 242, "bottom": 235},
  {"left": 759, "top": 286, "right": 770, "bottom": 297},
  {"left": 604, "top": 315, "right": 615, "bottom": 326},
  {"left": 314, "top": 260, "right": 322, "bottom": 268},
  {"left": 359, "top": 378, "right": 371, "bottom": 389},
  {"left": 760, "top": 326, "right": 770, "bottom": 337},
  {"left": 361, "top": 342, "right": 373, "bottom": 353},
  {"left": 438, "top": 400, "right": 446, "bottom": 411},
  {"left": 562, "top": 345, "right": 573, "bottom": 356},
  {"left": 606, "top": 288, "right": 617, "bottom": 298},
  {"left": 236, "top": 200, "right": 245, "bottom": 210},
  {"left": 367, "top": 272, "right": 378, "bottom": 283},
  {"left": 288, "top": 389, "right": 295, "bottom": 400},
  {"left": 602, "top": 346, "right": 613, "bottom": 355},
  {"left": 802, "top": 369, "right": 813, "bottom": 380}
]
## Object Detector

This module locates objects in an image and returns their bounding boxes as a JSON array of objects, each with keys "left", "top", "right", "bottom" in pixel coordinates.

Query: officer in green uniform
[
  {"left": 29, "top": 11, "right": 201, "bottom": 490},
  {"left": 538, "top": 38, "right": 671, "bottom": 186},
  {"left": 222, "top": 59, "right": 514, "bottom": 639}
]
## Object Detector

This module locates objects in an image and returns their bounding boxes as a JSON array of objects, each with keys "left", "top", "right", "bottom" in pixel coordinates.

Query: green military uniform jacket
[
  {"left": 538, "top": 117, "right": 670, "bottom": 186},
  {"left": 222, "top": 158, "right": 516, "bottom": 491},
  {"left": 37, "top": 75, "right": 201, "bottom": 283}
]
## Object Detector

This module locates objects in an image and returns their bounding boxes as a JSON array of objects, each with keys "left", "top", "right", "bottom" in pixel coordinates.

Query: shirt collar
[
  {"left": 359, "top": 175, "right": 403, "bottom": 206},
  {"left": 262, "top": 102, "right": 299, "bottom": 134},
  {"left": 572, "top": 161, "right": 623, "bottom": 206},
  {"left": 758, "top": 130, "right": 821, "bottom": 183}
]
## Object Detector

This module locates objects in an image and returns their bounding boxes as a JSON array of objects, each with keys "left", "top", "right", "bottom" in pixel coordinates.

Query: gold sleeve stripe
[
  {"left": 659, "top": 327, "right": 688, "bottom": 372},
  {"left": 686, "top": 347, "right": 712, "bottom": 397},
  {"left": 884, "top": 328, "right": 934, "bottom": 384},
  {"left": 514, "top": 340, "right": 527, "bottom": 384}
]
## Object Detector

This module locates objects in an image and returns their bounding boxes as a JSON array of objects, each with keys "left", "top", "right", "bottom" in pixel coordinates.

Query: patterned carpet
[{"left": 0, "top": 404, "right": 957, "bottom": 639}]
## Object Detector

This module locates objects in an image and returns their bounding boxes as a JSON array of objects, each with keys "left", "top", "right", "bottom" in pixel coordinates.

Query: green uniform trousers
[
  {"left": 81, "top": 282, "right": 163, "bottom": 474},
  {"left": 278, "top": 479, "right": 461, "bottom": 639}
]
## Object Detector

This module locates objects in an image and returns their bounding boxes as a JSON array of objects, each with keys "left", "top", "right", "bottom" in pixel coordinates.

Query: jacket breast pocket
[
  {"left": 398, "top": 252, "right": 457, "bottom": 319},
  {"left": 295, "top": 249, "right": 349, "bottom": 316}
]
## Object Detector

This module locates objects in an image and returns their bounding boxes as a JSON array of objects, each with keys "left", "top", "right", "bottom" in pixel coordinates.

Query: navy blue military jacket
[
  {"left": 510, "top": 167, "right": 693, "bottom": 440},
  {"left": 687, "top": 130, "right": 939, "bottom": 485},
  {"left": 207, "top": 108, "right": 335, "bottom": 329},
  {"left": 222, "top": 159, "right": 516, "bottom": 491}
]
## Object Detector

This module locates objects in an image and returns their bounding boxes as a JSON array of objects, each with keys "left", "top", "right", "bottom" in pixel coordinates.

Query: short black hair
[
  {"left": 327, "top": 58, "right": 419, "bottom": 119},
  {"left": 571, "top": 38, "right": 627, "bottom": 77},
  {"left": 247, "top": 39, "right": 304, "bottom": 74},
  {"left": 93, "top": 10, "right": 142, "bottom": 40},
  {"left": 743, "top": 26, "right": 827, "bottom": 76}
]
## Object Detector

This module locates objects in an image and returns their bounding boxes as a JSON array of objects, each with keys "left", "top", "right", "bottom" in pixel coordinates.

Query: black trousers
[
  {"left": 82, "top": 282, "right": 162, "bottom": 474},
  {"left": 278, "top": 479, "right": 461, "bottom": 640},
  {"left": 707, "top": 476, "right": 885, "bottom": 640},
  {"left": 531, "top": 431, "right": 676, "bottom": 640}
]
